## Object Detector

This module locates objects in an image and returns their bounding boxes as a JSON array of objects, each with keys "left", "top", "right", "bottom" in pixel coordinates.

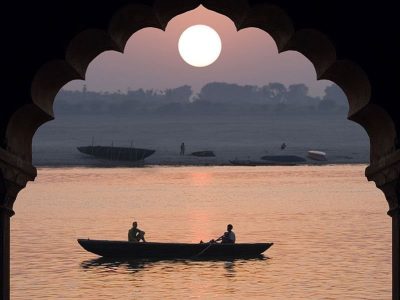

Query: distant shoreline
[
  {"left": 33, "top": 161, "right": 369, "bottom": 168},
  {"left": 33, "top": 113, "right": 369, "bottom": 168}
]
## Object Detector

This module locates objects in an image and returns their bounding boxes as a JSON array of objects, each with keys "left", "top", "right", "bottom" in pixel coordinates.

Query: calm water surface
[{"left": 11, "top": 165, "right": 391, "bottom": 299}]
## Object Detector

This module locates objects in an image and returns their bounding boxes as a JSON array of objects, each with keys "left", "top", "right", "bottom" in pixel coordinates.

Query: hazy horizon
[
  {"left": 64, "top": 6, "right": 332, "bottom": 97},
  {"left": 40, "top": 5, "right": 366, "bottom": 168}
]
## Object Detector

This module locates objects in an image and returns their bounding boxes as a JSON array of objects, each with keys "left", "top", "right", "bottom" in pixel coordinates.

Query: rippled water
[{"left": 11, "top": 165, "right": 391, "bottom": 299}]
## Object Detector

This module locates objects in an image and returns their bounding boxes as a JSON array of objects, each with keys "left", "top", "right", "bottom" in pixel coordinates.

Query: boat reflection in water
[
  {"left": 81, "top": 257, "right": 153, "bottom": 274},
  {"left": 80, "top": 255, "right": 269, "bottom": 276}
]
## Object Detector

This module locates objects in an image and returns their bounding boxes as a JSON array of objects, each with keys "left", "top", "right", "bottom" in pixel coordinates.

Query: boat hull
[
  {"left": 307, "top": 151, "right": 327, "bottom": 161},
  {"left": 191, "top": 151, "right": 216, "bottom": 157},
  {"left": 77, "top": 146, "right": 155, "bottom": 162},
  {"left": 230, "top": 160, "right": 297, "bottom": 166},
  {"left": 78, "top": 239, "right": 273, "bottom": 259},
  {"left": 261, "top": 155, "right": 307, "bottom": 163}
]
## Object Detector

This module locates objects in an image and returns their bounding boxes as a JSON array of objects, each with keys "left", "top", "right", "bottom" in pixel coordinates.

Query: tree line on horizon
[{"left": 55, "top": 82, "right": 348, "bottom": 116}]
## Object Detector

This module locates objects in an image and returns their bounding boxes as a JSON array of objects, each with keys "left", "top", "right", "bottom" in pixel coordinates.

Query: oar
[{"left": 192, "top": 237, "right": 220, "bottom": 258}]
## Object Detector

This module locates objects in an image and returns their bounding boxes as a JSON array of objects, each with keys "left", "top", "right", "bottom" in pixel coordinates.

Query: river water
[{"left": 11, "top": 165, "right": 391, "bottom": 299}]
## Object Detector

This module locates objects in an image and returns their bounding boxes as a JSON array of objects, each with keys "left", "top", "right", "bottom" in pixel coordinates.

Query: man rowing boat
[
  {"left": 216, "top": 224, "right": 236, "bottom": 244},
  {"left": 200, "top": 224, "right": 236, "bottom": 244}
]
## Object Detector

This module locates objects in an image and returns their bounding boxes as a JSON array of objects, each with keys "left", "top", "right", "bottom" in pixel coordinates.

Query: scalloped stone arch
[{"left": 1, "top": 1, "right": 399, "bottom": 299}]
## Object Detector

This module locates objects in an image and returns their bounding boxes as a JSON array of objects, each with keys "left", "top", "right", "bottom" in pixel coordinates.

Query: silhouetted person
[
  {"left": 216, "top": 224, "right": 236, "bottom": 244},
  {"left": 280, "top": 142, "right": 287, "bottom": 150},
  {"left": 128, "top": 221, "right": 146, "bottom": 242},
  {"left": 180, "top": 142, "right": 185, "bottom": 155}
]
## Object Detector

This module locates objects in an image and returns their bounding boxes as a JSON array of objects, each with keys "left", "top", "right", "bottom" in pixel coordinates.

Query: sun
[{"left": 178, "top": 25, "right": 222, "bottom": 67}]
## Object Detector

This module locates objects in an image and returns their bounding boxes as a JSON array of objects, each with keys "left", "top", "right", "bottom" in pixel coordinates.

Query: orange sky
[{"left": 64, "top": 6, "right": 332, "bottom": 97}]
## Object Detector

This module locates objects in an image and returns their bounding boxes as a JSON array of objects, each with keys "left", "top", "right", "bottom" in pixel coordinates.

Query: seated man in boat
[
  {"left": 216, "top": 224, "right": 236, "bottom": 244},
  {"left": 128, "top": 221, "right": 146, "bottom": 242}
]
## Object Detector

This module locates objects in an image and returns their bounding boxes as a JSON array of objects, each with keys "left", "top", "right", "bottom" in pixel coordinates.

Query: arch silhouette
[{"left": 0, "top": 1, "right": 398, "bottom": 299}]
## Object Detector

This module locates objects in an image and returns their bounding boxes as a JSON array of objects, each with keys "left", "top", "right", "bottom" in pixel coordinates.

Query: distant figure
[
  {"left": 216, "top": 224, "right": 236, "bottom": 244},
  {"left": 128, "top": 221, "right": 146, "bottom": 242},
  {"left": 180, "top": 142, "right": 185, "bottom": 155},
  {"left": 280, "top": 142, "right": 287, "bottom": 150}
]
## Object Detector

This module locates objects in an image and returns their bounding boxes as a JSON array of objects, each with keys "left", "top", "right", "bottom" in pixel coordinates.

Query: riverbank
[
  {"left": 33, "top": 114, "right": 369, "bottom": 167},
  {"left": 33, "top": 152, "right": 368, "bottom": 168}
]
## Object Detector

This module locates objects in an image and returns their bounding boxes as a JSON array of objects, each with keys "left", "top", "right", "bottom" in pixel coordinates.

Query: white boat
[{"left": 307, "top": 150, "right": 327, "bottom": 161}]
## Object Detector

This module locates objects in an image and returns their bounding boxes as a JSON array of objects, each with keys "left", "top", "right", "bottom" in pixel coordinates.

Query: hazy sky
[{"left": 64, "top": 6, "right": 332, "bottom": 97}]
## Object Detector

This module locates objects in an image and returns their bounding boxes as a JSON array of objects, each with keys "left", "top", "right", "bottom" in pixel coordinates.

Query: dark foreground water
[{"left": 11, "top": 165, "right": 390, "bottom": 299}]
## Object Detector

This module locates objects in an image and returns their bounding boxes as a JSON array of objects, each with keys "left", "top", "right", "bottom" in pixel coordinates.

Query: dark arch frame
[{"left": 0, "top": 1, "right": 398, "bottom": 299}]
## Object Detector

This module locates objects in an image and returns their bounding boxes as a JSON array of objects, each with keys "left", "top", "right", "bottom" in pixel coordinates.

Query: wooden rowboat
[
  {"left": 77, "top": 146, "right": 155, "bottom": 162},
  {"left": 77, "top": 239, "right": 273, "bottom": 259}
]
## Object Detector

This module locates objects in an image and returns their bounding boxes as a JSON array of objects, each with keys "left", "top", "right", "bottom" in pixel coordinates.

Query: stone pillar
[
  {"left": 383, "top": 183, "right": 400, "bottom": 300},
  {"left": 367, "top": 156, "right": 400, "bottom": 300},
  {"left": 0, "top": 150, "right": 36, "bottom": 300},
  {"left": 0, "top": 169, "right": 14, "bottom": 300},
  {"left": 388, "top": 203, "right": 399, "bottom": 300},
  {"left": 0, "top": 204, "right": 13, "bottom": 300},
  {"left": 393, "top": 211, "right": 399, "bottom": 300},
  {"left": 0, "top": 168, "right": 13, "bottom": 300}
]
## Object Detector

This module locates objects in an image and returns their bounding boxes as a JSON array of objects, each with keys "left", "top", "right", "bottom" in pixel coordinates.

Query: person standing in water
[{"left": 180, "top": 142, "right": 185, "bottom": 155}]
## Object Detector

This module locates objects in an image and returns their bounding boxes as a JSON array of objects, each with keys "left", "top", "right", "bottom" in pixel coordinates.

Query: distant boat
[
  {"left": 77, "top": 239, "right": 273, "bottom": 259},
  {"left": 77, "top": 146, "right": 155, "bottom": 162},
  {"left": 191, "top": 151, "right": 216, "bottom": 157},
  {"left": 229, "top": 159, "right": 258, "bottom": 166},
  {"left": 260, "top": 155, "right": 307, "bottom": 163},
  {"left": 229, "top": 159, "right": 297, "bottom": 166},
  {"left": 307, "top": 150, "right": 327, "bottom": 161}
]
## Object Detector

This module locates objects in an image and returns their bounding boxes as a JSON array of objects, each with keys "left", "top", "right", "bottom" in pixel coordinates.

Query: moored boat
[
  {"left": 229, "top": 159, "right": 297, "bottom": 166},
  {"left": 191, "top": 150, "right": 216, "bottom": 157},
  {"left": 229, "top": 159, "right": 258, "bottom": 166},
  {"left": 260, "top": 155, "right": 307, "bottom": 163},
  {"left": 77, "top": 239, "right": 273, "bottom": 259},
  {"left": 77, "top": 146, "right": 155, "bottom": 162},
  {"left": 307, "top": 150, "right": 327, "bottom": 161}
]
